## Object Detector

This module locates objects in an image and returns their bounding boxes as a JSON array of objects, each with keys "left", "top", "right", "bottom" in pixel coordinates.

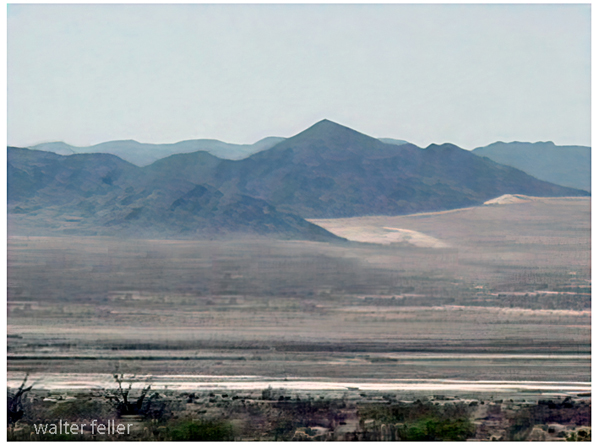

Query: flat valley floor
[{"left": 7, "top": 197, "right": 591, "bottom": 440}]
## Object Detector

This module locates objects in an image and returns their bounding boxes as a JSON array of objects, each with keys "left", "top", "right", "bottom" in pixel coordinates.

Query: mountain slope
[
  {"left": 472, "top": 141, "right": 591, "bottom": 192},
  {"left": 7, "top": 147, "right": 342, "bottom": 241},
  {"left": 142, "top": 150, "right": 223, "bottom": 183},
  {"left": 172, "top": 119, "right": 588, "bottom": 218},
  {"left": 8, "top": 148, "right": 139, "bottom": 206},
  {"left": 27, "top": 137, "right": 286, "bottom": 167},
  {"left": 379, "top": 138, "right": 409, "bottom": 146}
]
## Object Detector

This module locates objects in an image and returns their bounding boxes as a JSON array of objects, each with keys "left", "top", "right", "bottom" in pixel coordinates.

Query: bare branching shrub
[
  {"left": 104, "top": 374, "right": 157, "bottom": 417},
  {"left": 8, "top": 374, "right": 33, "bottom": 424}
]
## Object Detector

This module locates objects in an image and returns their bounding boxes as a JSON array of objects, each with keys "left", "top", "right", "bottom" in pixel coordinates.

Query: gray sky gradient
[{"left": 7, "top": 4, "right": 591, "bottom": 149}]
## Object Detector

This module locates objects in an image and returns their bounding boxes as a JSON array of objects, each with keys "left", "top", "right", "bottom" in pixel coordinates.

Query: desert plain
[{"left": 7, "top": 197, "right": 591, "bottom": 440}]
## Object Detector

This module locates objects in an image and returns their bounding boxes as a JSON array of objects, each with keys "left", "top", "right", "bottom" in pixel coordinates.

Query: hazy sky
[{"left": 7, "top": 4, "right": 591, "bottom": 149}]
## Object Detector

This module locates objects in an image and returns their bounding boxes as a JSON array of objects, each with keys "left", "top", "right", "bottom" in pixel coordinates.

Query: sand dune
[
  {"left": 307, "top": 222, "right": 449, "bottom": 247},
  {"left": 484, "top": 194, "right": 533, "bottom": 205}
]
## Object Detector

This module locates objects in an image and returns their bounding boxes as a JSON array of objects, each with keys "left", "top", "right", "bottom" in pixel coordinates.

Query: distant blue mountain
[
  {"left": 473, "top": 141, "right": 590, "bottom": 192},
  {"left": 25, "top": 136, "right": 414, "bottom": 166},
  {"left": 27, "top": 137, "right": 286, "bottom": 167}
]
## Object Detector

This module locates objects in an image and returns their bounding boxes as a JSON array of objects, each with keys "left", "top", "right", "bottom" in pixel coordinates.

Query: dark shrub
[{"left": 166, "top": 419, "right": 234, "bottom": 441}]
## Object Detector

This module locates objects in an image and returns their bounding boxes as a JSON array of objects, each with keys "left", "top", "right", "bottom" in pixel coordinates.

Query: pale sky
[{"left": 7, "top": 4, "right": 591, "bottom": 149}]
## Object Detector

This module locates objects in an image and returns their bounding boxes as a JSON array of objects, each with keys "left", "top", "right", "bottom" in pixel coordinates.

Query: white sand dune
[
  {"left": 308, "top": 222, "right": 449, "bottom": 247},
  {"left": 483, "top": 194, "right": 533, "bottom": 206}
]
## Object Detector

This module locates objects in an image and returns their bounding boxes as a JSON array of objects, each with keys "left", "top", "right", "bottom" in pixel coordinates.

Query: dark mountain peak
[
  {"left": 31, "top": 141, "right": 76, "bottom": 148},
  {"left": 303, "top": 119, "right": 361, "bottom": 136},
  {"left": 529, "top": 141, "right": 555, "bottom": 146},
  {"left": 478, "top": 141, "right": 557, "bottom": 150},
  {"left": 256, "top": 136, "right": 285, "bottom": 143},
  {"left": 282, "top": 119, "right": 380, "bottom": 149},
  {"left": 425, "top": 142, "right": 464, "bottom": 152},
  {"left": 528, "top": 141, "right": 557, "bottom": 148},
  {"left": 314, "top": 118, "right": 336, "bottom": 126},
  {"left": 94, "top": 139, "right": 143, "bottom": 148},
  {"left": 145, "top": 149, "right": 222, "bottom": 171},
  {"left": 248, "top": 119, "right": 385, "bottom": 162}
]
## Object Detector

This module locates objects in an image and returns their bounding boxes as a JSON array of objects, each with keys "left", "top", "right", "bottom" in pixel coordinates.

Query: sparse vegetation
[
  {"left": 104, "top": 374, "right": 158, "bottom": 418},
  {"left": 161, "top": 419, "right": 234, "bottom": 441},
  {"left": 5, "top": 389, "right": 590, "bottom": 441},
  {"left": 8, "top": 374, "right": 32, "bottom": 424},
  {"left": 359, "top": 400, "right": 476, "bottom": 441},
  {"left": 397, "top": 417, "right": 476, "bottom": 441}
]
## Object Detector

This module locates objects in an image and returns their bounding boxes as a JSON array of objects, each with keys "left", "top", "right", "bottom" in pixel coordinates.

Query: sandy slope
[
  {"left": 304, "top": 222, "right": 449, "bottom": 247},
  {"left": 310, "top": 196, "right": 589, "bottom": 248}
]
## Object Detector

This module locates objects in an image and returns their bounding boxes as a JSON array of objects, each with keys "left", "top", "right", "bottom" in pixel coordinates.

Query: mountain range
[
  {"left": 144, "top": 120, "right": 587, "bottom": 218},
  {"left": 7, "top": 148, "right": 340, "bottom": 241},
  {"left": 472, "top": 141, "right": 590, "bottom": 192},
  {"left": 24, "top": 136, "right": 409, "bottom": 166},
  {"left": 26, "top": 137, "right": 286, "bottom": 167},
  {"left": 8, "top": 120, "right": 589, "bottom": 240},
  {"left": 21, "top": 133, "right": 590, "bottom": 196}
]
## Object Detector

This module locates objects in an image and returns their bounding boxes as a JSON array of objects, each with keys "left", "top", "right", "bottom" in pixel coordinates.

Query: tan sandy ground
[
  {"left": 304, "top": 223, "right": 450, "bottom": 247},
  {"left": 310, "top": 196, "right": 589, "bottom": 249}
]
